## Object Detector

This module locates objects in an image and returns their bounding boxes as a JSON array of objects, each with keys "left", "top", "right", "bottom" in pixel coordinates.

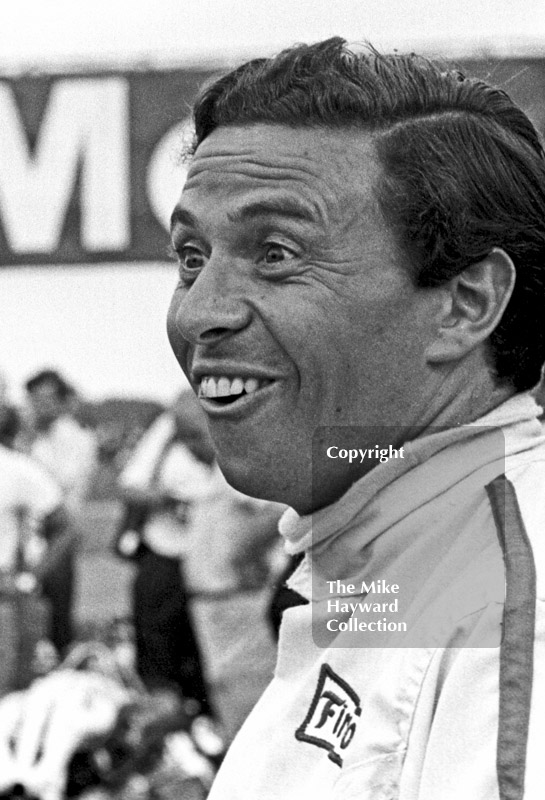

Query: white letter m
[{"left": 0, "top": 77, "right": 129, "bottom": 253}]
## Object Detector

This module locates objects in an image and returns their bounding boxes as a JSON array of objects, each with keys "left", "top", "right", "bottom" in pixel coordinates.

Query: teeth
[
  {"left": 244, "top": 378, "right": 259, "bottom": 394},
  {"left": 205, "top": 377, "right": 217, "bottom": 398},
  {"left": 199, "top": 375, "right": 266, "bottom": 399},
  {"left": 217, "top": 377, "right": 231, "bottom": 397}
]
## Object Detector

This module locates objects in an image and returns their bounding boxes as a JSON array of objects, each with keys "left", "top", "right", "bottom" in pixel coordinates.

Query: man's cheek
[{"left": 166, "top": 307, "right": 189, "bottom": 370}]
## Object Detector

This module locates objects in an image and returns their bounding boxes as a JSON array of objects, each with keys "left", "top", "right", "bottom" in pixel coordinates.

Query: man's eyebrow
[
  {"left": 227, "top": 197, "right": 320, "bottom": 224},
  {"left": 170, "top": 206, "right": 198, "bottom": 232},
  {"left": 170, "top": 196, "right": 322, "bottom": 232}
]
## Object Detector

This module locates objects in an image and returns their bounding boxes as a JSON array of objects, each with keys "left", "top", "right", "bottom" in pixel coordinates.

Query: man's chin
[
  {"left": 215, "top": 449, "right": 310, "bottom": 510},
  {"left": 216, "top": 451, "right": 273, "bottom": 501}
]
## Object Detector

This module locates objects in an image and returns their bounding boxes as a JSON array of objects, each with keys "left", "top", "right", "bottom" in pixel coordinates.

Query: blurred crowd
[{"left": 0, "top": 367, "right": 287, "bottom": 745}]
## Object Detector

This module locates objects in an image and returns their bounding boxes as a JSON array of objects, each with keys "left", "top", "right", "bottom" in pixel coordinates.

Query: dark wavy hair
[
  {"left": 189, "top": 37, "right": 545, "bottom": 392},
  {"left": 25, "top": 369, "right": 72, "bottom": 399}
]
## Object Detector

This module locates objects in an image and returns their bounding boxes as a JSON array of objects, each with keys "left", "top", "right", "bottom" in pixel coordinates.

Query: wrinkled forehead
[{"left": 183, "top": 124, "right": 381, "bottom": 205}]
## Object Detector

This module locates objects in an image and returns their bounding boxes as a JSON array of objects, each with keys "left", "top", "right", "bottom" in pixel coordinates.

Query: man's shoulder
[
  {"left": 0, "top": 445, "right": 62, "bottom": 504},
  {"left": 502, "top": 449, "right": 545, "bottom": 560},
  {"left": 502, "top": 438, "right": 545, "bottom": 512}
]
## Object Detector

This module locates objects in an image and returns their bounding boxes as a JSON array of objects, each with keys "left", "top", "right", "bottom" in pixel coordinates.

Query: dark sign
[
  {"left": 0, "top": 68, "right": 214, "bottom": 265},
  {"left": 1, "top": 59, "right": 544, "bottom": 266}
]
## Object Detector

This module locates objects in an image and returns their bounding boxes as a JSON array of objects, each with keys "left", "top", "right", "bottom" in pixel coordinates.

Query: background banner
[
  {"left": 0, "top": 68, "right": 214, "bottom": 266},
  {"left": 1, "top": 60, "right": 544, "bottom": 267}
]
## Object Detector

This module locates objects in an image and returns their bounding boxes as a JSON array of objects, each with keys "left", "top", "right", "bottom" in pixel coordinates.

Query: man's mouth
[{"left": 198, "top": 375, "right": 274, "bottom": 405}]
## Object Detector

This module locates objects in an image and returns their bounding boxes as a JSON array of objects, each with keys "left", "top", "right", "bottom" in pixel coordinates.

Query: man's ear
[{"left": 426, "top": 248, "right": 516, "bottom": 364}]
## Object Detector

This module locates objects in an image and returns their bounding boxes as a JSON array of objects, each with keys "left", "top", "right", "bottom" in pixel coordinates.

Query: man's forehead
[
  {"left": 189, "top": 123, "right": 377, "bottom": 170},
  {"left": 178, "top": 123, "right": 381, "bottom": 219}
]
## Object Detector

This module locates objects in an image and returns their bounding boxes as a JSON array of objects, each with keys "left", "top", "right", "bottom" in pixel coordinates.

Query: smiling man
[{"left": 167, "top": 38, "right": 545, "bottom": 799}]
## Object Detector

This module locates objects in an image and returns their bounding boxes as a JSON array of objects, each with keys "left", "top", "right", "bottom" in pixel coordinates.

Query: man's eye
[
  {"left": 263, "top": 243, "right": 296, "bottom": 264},
  {"left": 178, "top": 246, "right": 206, "bottom": 271}
]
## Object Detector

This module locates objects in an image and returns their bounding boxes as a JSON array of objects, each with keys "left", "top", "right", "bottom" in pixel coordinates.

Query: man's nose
[{"left": 169, "top": 259, "right": 252, "bottom": 346}]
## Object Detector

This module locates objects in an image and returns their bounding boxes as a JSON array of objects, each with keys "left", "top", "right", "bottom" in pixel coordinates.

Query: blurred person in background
[
  {"left": 24, "top": 369, "right": 98, "bottom": 652},
  {"left": 118, "top": 389, "right": 283, "bottom": 738},
  {"left": 117, "top": 389, "right": 217, "bottom": 716},
  {"left": 0, "top": 404, "right": 70, "bottom": 663},
  {"left": 0, "top": 371, "right": 9, "bottom": 406},
  {"left": 24, "top": 370, "right": 98, "bottom": 515}
]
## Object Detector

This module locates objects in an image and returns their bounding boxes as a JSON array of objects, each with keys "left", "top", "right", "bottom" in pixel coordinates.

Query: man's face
[
  {"left": 27, "top": 381, "right": 65, "bottom": 429},
  {"left": 167, "top": 125, "right": 443, "bottom": 512}
]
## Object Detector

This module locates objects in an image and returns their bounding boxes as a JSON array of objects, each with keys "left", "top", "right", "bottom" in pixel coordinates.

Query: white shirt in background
[
  {"left": 30, "top": 416, "right": 97, "bottom": 514},
  {"left": 0, "top": 445, "right": 62, "bottom": 571}
]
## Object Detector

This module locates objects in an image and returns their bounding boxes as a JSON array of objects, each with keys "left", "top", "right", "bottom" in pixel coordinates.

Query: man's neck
[
  {"left": 304, "top": 376, "right": 518, "bottom": 516},
  {"left": 413, "top": 372, "right": 517, "bottom": 437}
]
